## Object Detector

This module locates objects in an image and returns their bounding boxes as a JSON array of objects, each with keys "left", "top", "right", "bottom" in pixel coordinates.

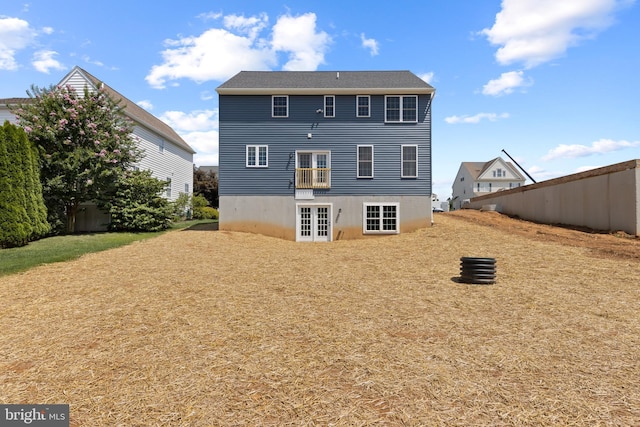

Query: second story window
[
  {"left": 357, "top": 95, "right": 370, "bottom": 117},
  {"left": 246, "top": 145, "right": 268, "bottom": 167},
  {"left": 324, "top": 96, "right": 335, "bottom": 118},
  {"left": 385, "top": 95, "right": 418, "bottom": 122},
  {"left": 272, "top": 96, "right": 288, "bottom": 117},
  {"left": 401, "top": 145, "right": 418, "bottom": 178},
  {"left": 357, "top": 145, "right": 374, "bottom": 178}
]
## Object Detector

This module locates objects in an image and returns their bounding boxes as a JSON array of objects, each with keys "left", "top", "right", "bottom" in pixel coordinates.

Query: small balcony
[{"left": 295, "top": 168, "right": 331, "bottom": 189}]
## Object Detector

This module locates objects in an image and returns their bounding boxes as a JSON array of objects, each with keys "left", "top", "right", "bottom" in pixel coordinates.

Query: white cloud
[
  {"left": 482, "top": 70, "right": 531, "bottom": 96},
  {"left": 41, "top": 26, "right": 54, "bottom": 35},
  {"left": 0, "top": 17, "right": 35, "bottom": 70},
  {"left": 543, "top": 138, "right": 640, "bottom": 160},
  {"left": 159, "top": 109, "right": 218, "bottom": 132},
  {"left": 32, "top": 50, "right": 64, "bottom": 73},
  {"left": 360, "top": 33, "right": 379, "bottom": 56},
  {"left": 159, "top": 109, "right": 219, "bottom": 166},
  {"left": 146, "top": 27, "right": 274, "bottom": 89},
  {"left": 480, "top": 0, "right": 632, "bottom": 68},
  {"left": 419, "top": 72, "right": 435, "bottom": 84},
  {"left": 186, "top": 130, "right": 220, "bottom": 167},
  {"left": 137, "top": 100, "right": 153, "bottom": 111},
  {"left": 82, "top": 55, "right": 105, "bottom": 67},
  {"left": 272, "top": 13, "right": 330, "bottom": 71},
  {"left": 223, "top": 13, "right": 269, "bottom": 39},
  {"left": 146, "top": 12, "right": 331, "bottom": 88},
  {"left": 445, "top": 112, "right": 509, "bottom": 124}
]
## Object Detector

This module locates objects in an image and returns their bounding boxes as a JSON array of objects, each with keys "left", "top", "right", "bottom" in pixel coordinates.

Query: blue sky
[{"left": 1, "top": 0, "right": 638, "bottom": 199}]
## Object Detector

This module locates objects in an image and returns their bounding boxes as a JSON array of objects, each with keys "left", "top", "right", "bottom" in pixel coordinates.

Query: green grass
[{"left": 0, "top": 219, "right": 217, "bottom": 277}]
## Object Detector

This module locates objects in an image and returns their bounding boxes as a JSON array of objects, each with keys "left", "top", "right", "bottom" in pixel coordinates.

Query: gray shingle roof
[{"left": 217, "top": 71, "right": 435, "bottom": 95}]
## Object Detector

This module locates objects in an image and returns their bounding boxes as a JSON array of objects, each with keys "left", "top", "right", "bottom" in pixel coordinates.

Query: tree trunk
[{"left": 66, "top": 202, "right": 78, "bottom": 234}]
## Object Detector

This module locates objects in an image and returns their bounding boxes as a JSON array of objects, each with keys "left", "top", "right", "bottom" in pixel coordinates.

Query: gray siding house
[{"left": 216, "top": 71, "right": 435, "bottom": 241}]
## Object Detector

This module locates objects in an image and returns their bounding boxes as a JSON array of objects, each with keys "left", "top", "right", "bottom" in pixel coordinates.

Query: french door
[{"left": 296, "top": 204, "right": 332, "bottom": 242}]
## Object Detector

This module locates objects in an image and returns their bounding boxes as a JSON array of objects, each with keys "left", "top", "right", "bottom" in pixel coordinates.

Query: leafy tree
[
  {"left": 12, "top": 84, "right": 141, "bottom": 234},
  {"left": 193, "top": 166, "right": 218, "bottom": 208},
  {"left": 102, "top": 169, "right": 172, "bottom": 232},
  {"left": 0, "top": 121, "right": 49, "bottom": 248}
]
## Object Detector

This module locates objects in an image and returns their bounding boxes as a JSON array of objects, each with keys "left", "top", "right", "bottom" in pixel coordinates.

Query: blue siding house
[{"left": 216, "top": 71, "right": 435, "bottom": 241}]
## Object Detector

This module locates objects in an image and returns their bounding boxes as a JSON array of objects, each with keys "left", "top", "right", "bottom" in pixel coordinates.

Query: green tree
[
  {"left": 0, "top": 121, "right": 49, "bottom": 248},
  {"left": 12, "top": 84, "right": 141, "bottom": 234},
  {"left": 102, "top": 169, "right": 172, "bottom": 232},
  {"left": 193, "top": 166, "right": 218, "bottom": 208}
]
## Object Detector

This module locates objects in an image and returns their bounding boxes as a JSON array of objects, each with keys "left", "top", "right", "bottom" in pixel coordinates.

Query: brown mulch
[
  {"left": 446, "top": 209, "right": 640, "bottom": 261},
  {"left": 1, "top": 212, "right": 639, "bottom": 426}
]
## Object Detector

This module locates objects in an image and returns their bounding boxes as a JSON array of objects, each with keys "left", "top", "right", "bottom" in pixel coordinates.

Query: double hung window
[
  {"left": 165, "top": 178, "right": 172, "bottom": 198},
  {"left": 356, "top": 95, "right": 370, "bottom": 117},
  {"left": 401, "top": 145, "right": 418, "bottom": 178},
  {"left": 324, "top": 96, "right": 335, "bottom": 118},
  {"left": 357, "top": 145, "right": 374, "bottom": 178},
  {"left": 272, "top": 96, "right": 288, "bottom": 117}
]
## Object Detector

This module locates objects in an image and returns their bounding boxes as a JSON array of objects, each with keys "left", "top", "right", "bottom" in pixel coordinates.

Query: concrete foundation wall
[
  {"left": 220, "top": 195, "right": 431, "bottom": 241},
  {"left": 467, "top": 160, "right": 640, "bottom": 235}
]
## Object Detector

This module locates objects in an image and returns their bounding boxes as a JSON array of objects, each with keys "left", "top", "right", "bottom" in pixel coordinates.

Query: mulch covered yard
[{"left": 1, "top": 211, "right": 639, "bottom": 426}]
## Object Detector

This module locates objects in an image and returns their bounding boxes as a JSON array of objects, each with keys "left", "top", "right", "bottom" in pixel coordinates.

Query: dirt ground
[
  {"left": 445, "top": 209, "right": 640, "bottom": 261},
  {"left": 1, "top": 211, "right": 639, "bottom": 426}
]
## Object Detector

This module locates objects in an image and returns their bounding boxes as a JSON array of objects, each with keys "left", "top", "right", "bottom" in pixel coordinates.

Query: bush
[
  {"left": 172, "top": 192, "right": 191, "bottom": 220},
  {"left": 102, "top": 170, "right": 172, "bottom": 232},
  {"left": 193, "top": 206, "right": 218, "bottom": 220}
]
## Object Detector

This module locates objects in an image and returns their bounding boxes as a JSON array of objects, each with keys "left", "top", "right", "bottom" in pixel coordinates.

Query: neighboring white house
[
  {"left": 451, "top": 157, "right": 526, "bottom": 210},
  {"left": 0, "top": 66, "right": 195, "bottom": 231}
]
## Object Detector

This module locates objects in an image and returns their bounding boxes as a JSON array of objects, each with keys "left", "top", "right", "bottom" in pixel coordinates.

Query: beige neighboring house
[
  {"left": 0, "top": 65, "right": 195, "bottom": 231},
  {"left": 451, "top": 157, "right": 526, "bottom": 210}
]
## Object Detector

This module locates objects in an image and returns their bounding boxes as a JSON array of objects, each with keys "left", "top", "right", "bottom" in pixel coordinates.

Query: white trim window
[
  {"left": 159, "top": 138, "right": 165, "bottom": 153},
  {"left": 165, "top": 177, "right": 172, "bottom": 198},
  {"left": 357, "top": 145, "right": 374, "bottom": 178},
  {"left": 324, "top": 95, "right": 335, "bottom": 118},
  {"left": 363, "top": 203, "right": 400, "bottom": 234},
  {"left": 246, "top": 145, "right": 268, "bottom": 167},
  {"left": 385, "top": 95, "right": 418, "bottom": 122},
  {"left": 272, "top": 95, "right": 288, "bottom": 117},
  {"left": 356, "top": 95, "right": 370, "bottom": 117},
  {"left": 401, "top": 145, "right": 418, "bottom": 178}
]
